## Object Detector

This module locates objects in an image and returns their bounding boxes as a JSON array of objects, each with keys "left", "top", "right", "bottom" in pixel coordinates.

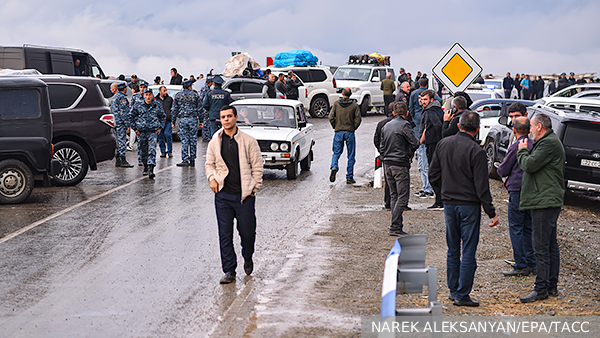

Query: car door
[
  {"left": 225, "top": 80, "right": 245, "bottom": 100},
  {"left": 241, "top": 81, "right": 265, "bottom": 99},
  {"left": 369, "top": 69, "right": 384, "bottom": 106},
  {"left": 474, "top": 103, "right": 502, "bottom": 143},
  {"left": 295, "top": 104, "right": 310, "bottom": 160}
]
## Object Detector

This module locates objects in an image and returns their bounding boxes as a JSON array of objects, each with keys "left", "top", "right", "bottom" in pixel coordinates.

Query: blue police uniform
[
  {"left": 110, "top": 91, "right": 130, "bottom": 158},
  {"left": 129, "top": 98, "right": 166, "bottom": 168},
  {"left": 130, "top": 92, "right": 145, "bottom": 164},
  {"left": 203, "top": 86, "right": 234, "bottom": 137},
  {"left": 172, "top": 88, "right": 202, "bottom": 163},
  {"left": 199, "top": 83, "right": 212, "bottom": 142}
]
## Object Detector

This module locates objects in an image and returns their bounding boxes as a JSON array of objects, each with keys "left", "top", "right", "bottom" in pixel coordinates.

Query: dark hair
[
  {"left": 388, "top": 102, "right": 395, "bottom": 114},
  {"left": 508, "top": 102, "right": 528, "bottom": 115},
  {"left": 453, "top": 96, "right": 468, "bottom": 110},
  {"left": 419, "top": 89, "right": 434, "bottom": 99},
  {"left": 532, "top": 113, "right": 552, "bottom": 130},
  {"left": 453, "top": 91, "right": 473, "bottom": 107},
  {"left": 264, "top": 69, "right": 271, "bottom": 74},
  {"left": 220, "top": 104, "right": 237, "bottom": 116},
  {"left": 394, "top": 102, "right": 408, "bottom": 116},
  {"left": 171, "top": 68, "right": 177, "bottom": 73},
  {"left": 419, "top": 78, "right": 428, "bottom": 88},
  {"left": 158, "top": 85, "right": 166, "bottom": 91},
  {"left": 132, "top": 84, "right": 139, "bottom": 93},
  {"left": 513, "top": 117, "right": 530, "bottom": 135},
  {"left": 342, "top": 88, "right": 352, "bottom": 97},
  {"left": 458, "top": 110, "right": 480, "bottom": 132},
  {"left": 400, "top": 67, "right": 405, "bottom": 72},
  {"left": 118, "top": 74, "right": 125, "bottom": 81}
]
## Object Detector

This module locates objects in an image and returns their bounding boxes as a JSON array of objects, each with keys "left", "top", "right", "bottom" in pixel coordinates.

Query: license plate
[{"left": 581, "top": 159, "right": 600, "bottom": 168}]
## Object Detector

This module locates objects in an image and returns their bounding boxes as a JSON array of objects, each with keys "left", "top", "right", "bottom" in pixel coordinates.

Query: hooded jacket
[
  {"left": 421, "top": 100, "right": 444, "bottom": 145},
  {"left": 328, "top": 97, "right": 361, "bottom": 132}
]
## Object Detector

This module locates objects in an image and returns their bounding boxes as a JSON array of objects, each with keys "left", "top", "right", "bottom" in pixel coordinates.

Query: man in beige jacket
[{"left": 205, "top": 104, "right": 264, "bottom": 284}]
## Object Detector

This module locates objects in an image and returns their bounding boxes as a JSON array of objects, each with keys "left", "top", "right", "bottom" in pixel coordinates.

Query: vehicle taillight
[
  {"left": 305, "top": 88, "right": 308, "bottom": 98},
  {"left": 100, "top": 114, "right": 116, "bottom": 128},
  {"left": 52, "top": 144, "right": 55, "bottom": 156},
  {"left": 333, "top": 78, "right": 337, "bottom": 88},
  {"left": 591, "top": 121, "right": 600, "bottom": 125}
]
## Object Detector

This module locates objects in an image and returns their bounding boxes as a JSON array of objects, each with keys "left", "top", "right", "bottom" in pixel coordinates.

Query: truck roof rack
[
  {"left": 347, "top": 54, "right": 391, "bottom": 66},
  {"left": 23, "top": 44, "right": 86, "bottom": 53}
]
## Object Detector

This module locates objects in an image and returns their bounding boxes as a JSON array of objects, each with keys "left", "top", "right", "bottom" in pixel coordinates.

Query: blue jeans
[
  {"left": 330, "top": 131, "right": 356, "bottom": 179},
  {"left": 416, "top": 144, "right": 433, "bottom": 193},
  {"left": 531, "top": 207, "right": 561, "bottom": 293},
  {"left": 445, "top": 204, "right": 481, "bottom": 301},
  {"left": 215, "top": 191, "right": 257, "bottom": 274},
  {"left": 508, "top": 193, "right": 535, "bottom": 270},
  {"left": 158, "top": 122, "right": 173, "bottom": 155}
]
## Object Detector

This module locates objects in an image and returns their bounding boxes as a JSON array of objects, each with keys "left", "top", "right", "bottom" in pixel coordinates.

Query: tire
[
  {"left": 0, "top": 159, "right": 34, "bottom": 204},
  {"left": 286, "top": 152, "right": 300, "bottom": 179},
  {"left": 360, "top": 96, "right": 370, "bottom": 117},
  {"left": 52, "top": 141, "right": 89, "bottom": 186},
  {"left": 484, "top": 140, "right": 499, "bottom": 179},
  {"left": 309, "top": 97, "right": 329, "bottom": 118},
  {"left": 300, "top": 149, "right": 312, "bottom": 171}
]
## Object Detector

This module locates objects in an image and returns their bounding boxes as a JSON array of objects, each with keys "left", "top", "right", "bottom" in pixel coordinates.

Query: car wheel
[
  {"left": 300, "top": 149, "right": 312, "bottom": 171},
  {"left": 0, "top": 159, "right": 34, "bottom": 204},
  {"left": 484, "top": 140, "right": 499, "bottom": 179},
  {"left": 309, "top": 97, "right": 329, "bottom": 118},
  {"left": 52, "top": 141, "right": 89, "bottom": 186},
  {"left": 360, "top": 96, "right": 370, "bottom": 117},
  {"left": 286, "top": 152, "right": 300, "bottom": 179}
]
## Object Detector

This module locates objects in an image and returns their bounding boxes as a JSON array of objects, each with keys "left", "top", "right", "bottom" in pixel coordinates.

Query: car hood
[
  {"left": 335, "top": 79, "right": 369, "bottom": 88},
  {"left": 238, "top": 126, "right": 297, "bottom": 141}
]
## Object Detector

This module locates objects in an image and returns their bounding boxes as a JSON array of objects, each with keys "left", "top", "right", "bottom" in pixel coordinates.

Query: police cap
[
  {"left": 206, "top": 76, "right": 214, "bottom": 83},
  {"left": 117, "top": 82, "right": 127, "bottom": 90},
  {"left": 212, "top": 75, "right": 224, "bottom": 84},
  {"left": 139, "top": 80, "right": 148, "bottom": 87},
  {"left": 143, "top": 88, "right": 153, "bottom": 95},
  {"left": 183, "top": 79, "right": 193, "bottom": 87}
]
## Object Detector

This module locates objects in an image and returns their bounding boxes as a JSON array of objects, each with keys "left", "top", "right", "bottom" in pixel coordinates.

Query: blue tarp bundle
[{"left": 273, "top": 50, "right": 318, "bottom": 67}]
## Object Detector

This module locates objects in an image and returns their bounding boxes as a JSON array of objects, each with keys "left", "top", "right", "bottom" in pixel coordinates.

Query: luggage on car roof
[
  {"left": 222, "top": 52, "right": 262, "bottom": 77},
  {"left": 274, "top": 50, "right": 318, "bottom": 68}
]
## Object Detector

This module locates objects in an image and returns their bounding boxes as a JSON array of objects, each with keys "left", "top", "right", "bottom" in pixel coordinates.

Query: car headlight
[
  {"left": 270, "top": 142, "right": 279, "bottom": 151},
  {"left": 352, "top": 87, "right": 361, "bottom": 93},
  {"left": 280, "top": 143, "right": 289, "bottom": 151}
]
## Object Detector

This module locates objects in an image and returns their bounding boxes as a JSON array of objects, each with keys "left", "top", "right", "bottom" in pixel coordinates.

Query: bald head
[
  {"left": 110, "top": 82, "right": 118, "bottom": 94},
  {"left": 513, "top": 116, "right": 530, "bottom": 137},
  {"left": 386, "top": 72, "right": 392, "bottom": 79}
]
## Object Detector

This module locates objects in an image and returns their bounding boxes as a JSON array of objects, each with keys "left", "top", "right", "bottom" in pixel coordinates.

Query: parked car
[
  {"left": 534, "top": 96, "right": 600, "bottom": 114},
  {"left": 266, "top": 65, "right": 338, "bottom": 118},
  {"left": 230, "top": 99, "right": 314, "bottom": 179},
  {"left": 222, "top": 77, "right": 275, "bottom": 100},
  {"left": 550, "top": 83, "right": 600, "bottom": 98},
  {"left": 0, "top": 77, "right": 60, "bottom": 203},
  {"left": 333, "top": 63, "right": 395, "bottom": 116},
  {"left": 0, "top": 44, "right": 107, "bottom": 78},
  {"left": 470, "top": 98, "right": 533, "bottom": 145},
  {"left": 484, "top": 105, "right": 600, "bottom": 194},
  {"left": 36, "top": 75, "right": 116, "bottom": 186},
  {"left": 480, "top": 78, "right": 519, "bottom": 99}
]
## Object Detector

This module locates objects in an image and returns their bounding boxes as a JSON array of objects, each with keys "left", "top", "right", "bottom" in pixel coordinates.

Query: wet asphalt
[{"left": 0, "top": 116, "right": 381, "bottom": 337}]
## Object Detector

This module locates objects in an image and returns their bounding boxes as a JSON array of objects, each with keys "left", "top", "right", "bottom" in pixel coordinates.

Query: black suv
[
  {"left": 486, "top": 106, "right": 600, "bottom": 193},
  {"left": 37, "top": 75, "right": 116, "bottom": 186},
  {"left": 0, "top": 77, "right": 60, "bottom": 203}
]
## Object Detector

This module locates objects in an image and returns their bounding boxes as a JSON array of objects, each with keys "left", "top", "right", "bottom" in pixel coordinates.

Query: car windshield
[
  {"left": 235, "top": 105, "right": 296, "bottom": 128},
  {"left": 334, "top": 67, "right": 371, "bottom": 81},
  {"left": 467, "top": 92, "right": 494, "bottom": 101}
]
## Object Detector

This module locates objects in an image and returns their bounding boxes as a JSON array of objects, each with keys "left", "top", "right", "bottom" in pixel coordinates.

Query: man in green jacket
[
  {"left": 516, "top": 113, "right": 565, "bottom": 303},
  {"left": 329, "top": 87, "right": 362, "bottom": 184},
  {"left": 381, "top": 72, "right": 396, "bottom": 117}
]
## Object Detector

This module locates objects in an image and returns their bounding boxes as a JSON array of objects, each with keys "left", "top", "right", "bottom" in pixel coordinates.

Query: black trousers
[
  {"left": 426, "top": 142, "right": 442, "bottom": 205},
  {"left": 384, "top": 95, "right": 394, "bottom": 117},
  {"left": 531, "top": 207, "right": 561, "bottom": 293}
]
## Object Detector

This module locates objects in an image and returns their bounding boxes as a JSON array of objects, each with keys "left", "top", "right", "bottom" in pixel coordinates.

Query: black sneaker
[
  {"left": 159, "top": 153, "right": 166, "bottom": 158},
  {"left": 219, "top": 272, "right": 236, "bottom": 284},
  {"left": 389, "top": 229, "right": 408, "bottom": 236},
  {"left": 416, "top": 191, "right": 428, "bottom": 199},
  {"left": 189, "top": 160, "right": 195, "bottom": 167},
  {"left": 414, "top": 190, "right": 425, "bottom": 197},
  {"left": 244, "top": 259, "right": 254, "bottom": 275},
  {"left": 427, "top": 203, "right": 444, "bottom": 211},
  {"left": 346, "top": 177, "right": 356, "bottom": 184},
  {"left": 138, "top": 162, "right": 143, "bottom": 166},
  {"left": 502, "top": 267, "right": 530, "bottom": 276},
  {"left": 520, "top": 290, "right": 548, "bottom": 303},
  {"left": 176, "top": 162, "right": 190, "bottom": 167},
  {"left": 454, "top": 296, "right": 480, "bottom": 307},
  {"left": 548, "top": 288, "right": 559, "bottom": 297},
  {"left": 329, "top": 168, "right": 338, "bottom": 182}
]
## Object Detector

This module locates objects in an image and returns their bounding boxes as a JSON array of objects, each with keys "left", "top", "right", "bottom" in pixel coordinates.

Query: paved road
[{"left": 0, "top": 116, "right": 381, "bottom": 337}]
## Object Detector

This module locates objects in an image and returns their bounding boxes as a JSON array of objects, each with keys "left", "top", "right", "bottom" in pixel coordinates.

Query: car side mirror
[
  {"left": 498, "top": 115, "right": 508, "bottom": 125},
  {"left": 371, "top": 77, "right": 380, "bottom": 82},
  {"left": 298, "top": 121, "right": 306, "bottom": 129}
]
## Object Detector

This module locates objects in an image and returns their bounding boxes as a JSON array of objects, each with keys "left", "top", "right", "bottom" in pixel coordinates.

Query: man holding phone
[{"left": 441, "top": 96, "right": 468, "bottom": 138}]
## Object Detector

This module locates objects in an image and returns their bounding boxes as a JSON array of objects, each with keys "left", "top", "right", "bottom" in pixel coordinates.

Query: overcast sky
[{"left": 1, "top": 0, "right": 598, "bottom": 82}]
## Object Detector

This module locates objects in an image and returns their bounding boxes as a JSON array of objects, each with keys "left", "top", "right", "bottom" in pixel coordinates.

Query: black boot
[
  {"left": 121, "top": 157, "right": 134, "bottom": 168},
  {"left": 115, "top": 156, "right": 122, "bottom": 167},
  {"left": 142, "top": 164, "right": 149, "bottom": 176},
  {"left": 148, "top": 165, "right": 155, "bottom": 179}
]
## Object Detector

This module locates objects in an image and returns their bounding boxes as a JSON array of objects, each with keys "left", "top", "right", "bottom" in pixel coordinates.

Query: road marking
[{"left": 0, "top": 165, "right": 176, "bottom": 245}]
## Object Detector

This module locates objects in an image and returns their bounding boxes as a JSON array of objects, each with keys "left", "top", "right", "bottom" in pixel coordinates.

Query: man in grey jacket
[
  {"left": 380, "top": 102, "right": 419, "bottom": 236},
  {"left": 329, "top": 87, "right": 362, "bottom": 184}
]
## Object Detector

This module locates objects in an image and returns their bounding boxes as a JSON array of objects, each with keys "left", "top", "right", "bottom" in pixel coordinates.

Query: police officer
[
  {"left": 172, "top": 79, "right": 203, "bottom": 167},
  {"left": 203, "top": 75, "right": 234, "bottom": 137},
  {"left": 131, "top": 81, "right": 149, "bottom": 166},
  {"left": 111, "top": 82, "right": 134, "bottom": 168},
  {"left": 199, "top": 76, "right": 213, "bottom": 142},
  {"left": 129, "top": 88, "right": 166, "bottom": 179}
]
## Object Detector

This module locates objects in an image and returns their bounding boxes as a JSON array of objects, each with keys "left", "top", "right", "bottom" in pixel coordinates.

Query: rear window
[
  {"left": 309, "top": 69, "right": 327, "bottom": 82},
  {"left": 48, "top": 83, "right": 84, "bottom": 109},
  {"left": 563, "top": 123, "right": 600, "bottom": 149},
  {"left": 0, "top": 89, "right": 41, "bottom": 119},
  {"left": 580, "top": 105, "right": 600, "bottom": 114},
  {"left": 98, "top": 83, "right": 113, "bottom": 98},
  {"left": 294, "top": 70, "right": 310, "bottom": 83},
  {"left": 226, "top": 81, "right": 242, "bottom": 93},
  {"left": 243, "top": 82, "right": 263, "bottom": 93}
]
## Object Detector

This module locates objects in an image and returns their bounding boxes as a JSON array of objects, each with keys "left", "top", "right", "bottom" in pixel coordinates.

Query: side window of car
[
  {"left": 0, "top": 89, "right": 41, "bottom": 118},
  {"left": 378, "top": 69, "right": 386, "bottom": 81},
  {"left": 294, "top": 70, "right": 310, "bottom": 83},
  {"left": 389, "top": 69, "right": 395, "bottom": 80},
  {"left": 227, "top": 82, "right": 242, "bottom": 93},
  {"left": 309, "top": 70, "right": 327, "bottom": 83},
  {"left": 476, "top": 104, "right": 502, "bottom": 118},
  {"left": 580, "top": 105, "right": 600, "bottom": 113},
  {"left": 243, "top": 82, "right": 263, "bottom": 94},
  {"left": 47, "top": 83, "right": 84, "bottom": 109},
  {"left": 296, "top": 106, "right": 306, "bottom": 122}
]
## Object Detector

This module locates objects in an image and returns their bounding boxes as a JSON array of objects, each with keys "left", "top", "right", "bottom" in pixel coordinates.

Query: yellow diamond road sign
[{"left": 432, "top": 42, "right": 482, "bottom": 95}]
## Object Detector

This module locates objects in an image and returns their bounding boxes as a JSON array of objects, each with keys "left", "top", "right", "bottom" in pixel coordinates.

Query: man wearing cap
[
  {"left": 128, "top": 74, "right": 139, "bottom": 89},
  {"left": 203, "top": 75, "right": 234, "bottom": 137},
  {"left": 110, "top": 82, "right": 134, "bottom": 168},
  {"left": 129, "top": 88, "right": 166, "bottom": 179},
  {"left": 132, "top": 81, "right": 149, "bottom": 165},
  {"left": 172, "top": 80, "right": 203, "bottom": 167},
  {"left": 199, "top": 76, "right": 214, "bottom": 142}
]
